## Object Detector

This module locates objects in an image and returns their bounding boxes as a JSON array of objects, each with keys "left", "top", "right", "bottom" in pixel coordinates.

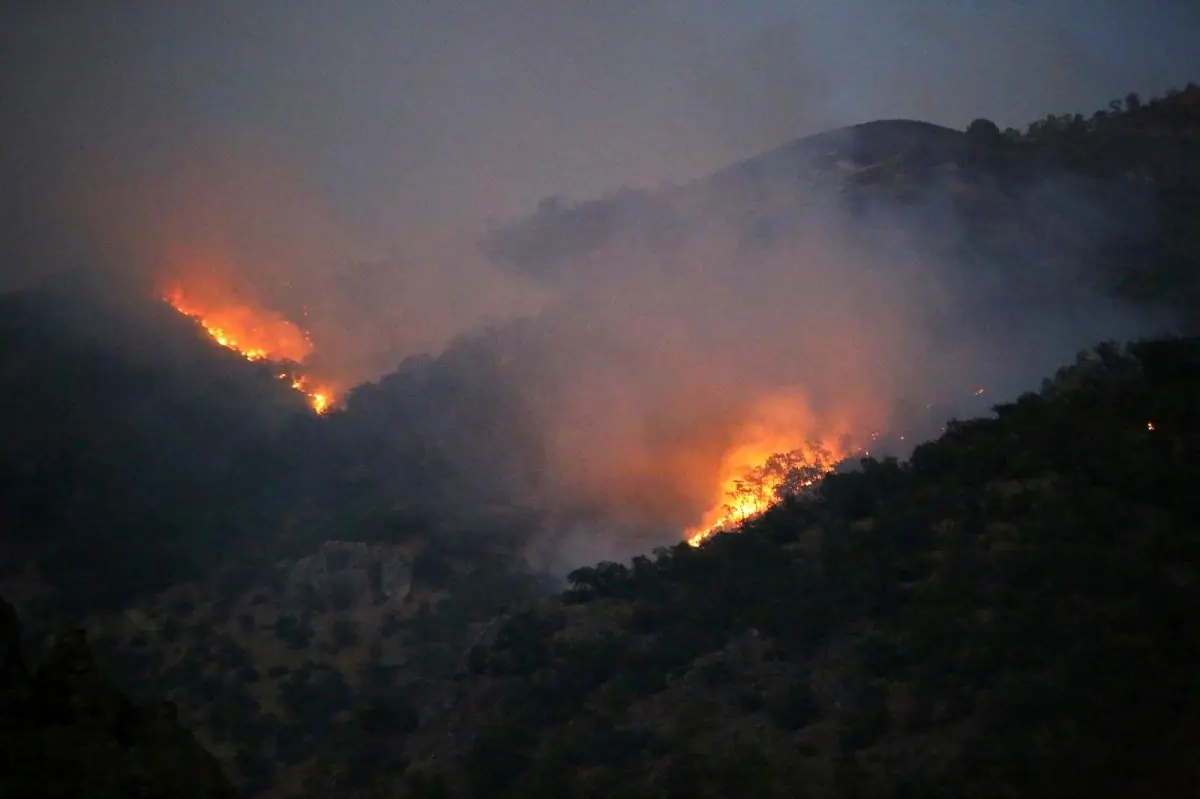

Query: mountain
[
  {"left": 487, "top": 88, "right": 1200, "bottom": 328},
  {"left": 1, "top": 85, "right": 1199, "bottom": 797}
]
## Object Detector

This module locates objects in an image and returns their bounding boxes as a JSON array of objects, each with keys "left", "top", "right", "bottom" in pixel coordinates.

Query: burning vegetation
[
  {"left": 163, "top": 287, "right": 336, "bottom": 414},
  {"left": 685, "top": 441, "right": 842, "bottom": 547},
  {"left": 681, "top": 393, "right": 866, "bottom": 547}
]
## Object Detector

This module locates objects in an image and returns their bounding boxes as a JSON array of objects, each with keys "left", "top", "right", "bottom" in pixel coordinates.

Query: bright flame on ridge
[
  {"left": 683, "top": 385, "right": 996, "bottom": 547},
  {"left": 684, "top": 439, "right": 840, "bottom": 547},
  {"left": 163, "top": 288, "right": 336, "bottom": 414},
  {"left": 683, "top": 393, "right": 853, "bottom": 547}
]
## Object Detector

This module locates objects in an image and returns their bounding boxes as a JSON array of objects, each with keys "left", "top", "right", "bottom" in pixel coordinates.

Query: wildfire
[
  {"left": 291, "top": 375, "right": 332, "bottom": 415},
  {"left": 164, "top": 288, "right": 313, "bottom": 362},
  {"left": 163, "top": 288, "right": 336, "bottom": 414},
  {"left": 683, "top": 392, "right": 854, "bottom": 548},
  {"left": 684, "top": 440, "right": 841, "bottom": 547},
  {"left": 683, "top": 385, "right": 1000, "bottom": 546}
]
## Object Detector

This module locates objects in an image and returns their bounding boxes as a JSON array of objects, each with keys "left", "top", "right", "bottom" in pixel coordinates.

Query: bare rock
[{"left": 285, "top": 540, "right": 412, "bottom": 612}]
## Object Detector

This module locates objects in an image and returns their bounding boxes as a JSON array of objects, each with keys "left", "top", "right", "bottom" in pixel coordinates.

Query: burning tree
[
  {"left": 759, "top": 444, "right": 836, "bottom": 500},
  {"left": 690, "top": 442, "right": 837, "bottom": 547}
]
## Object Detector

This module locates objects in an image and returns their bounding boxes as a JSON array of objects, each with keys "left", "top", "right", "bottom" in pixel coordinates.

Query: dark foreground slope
[
  {"left": 356, "top": 336, "right": 1200, "bottom": 799},
  {"left": 0, "top": 596, "right": 233, "bottom": 798}
]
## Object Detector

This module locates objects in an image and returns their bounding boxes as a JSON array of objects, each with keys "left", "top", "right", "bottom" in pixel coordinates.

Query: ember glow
[{"left": 163, "top": 288, "right": 336, "bottom": 414}]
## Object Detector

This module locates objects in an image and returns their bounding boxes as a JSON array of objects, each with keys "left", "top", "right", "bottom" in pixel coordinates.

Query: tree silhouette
[{"left": 966, "top": 118, "right": 1001, "bottom": 143}]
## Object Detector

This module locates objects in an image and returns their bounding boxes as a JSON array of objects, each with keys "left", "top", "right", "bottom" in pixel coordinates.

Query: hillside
[
  {"left": 0, "top": 279, "right": 320, "bottom": 615},
  {"left": 357, "top": 335, "right": 1200, "bottom": 798},
  {"left": 2, "top": 86, "right": 1200, "bottom": 797},
  {"left": 0, "top": 596, "right": 234, "bottom": 797},
  {"left": 67, "top": 540, "right": 549, "bottom": 796},
  {"left": 51, "top": 333, "right": 1200, "bottom": 798}
]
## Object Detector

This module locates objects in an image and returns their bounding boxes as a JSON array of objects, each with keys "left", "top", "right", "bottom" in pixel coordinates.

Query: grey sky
[{"left": 3, "top": 1, "right": 1197, "bottom": 239}]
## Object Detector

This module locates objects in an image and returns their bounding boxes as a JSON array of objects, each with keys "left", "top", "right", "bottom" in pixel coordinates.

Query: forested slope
[{"left": 380, "top": 336, "right": 1200, "bottom": 799}]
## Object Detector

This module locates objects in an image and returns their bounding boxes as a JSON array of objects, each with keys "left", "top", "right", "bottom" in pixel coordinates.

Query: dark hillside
[
  {"left": 376, "top": 335, "right": 1200, "bottom": 799},
  {"left": 0, "top": 282, "right": 549, "bottom": 620},
  {"left": 0, "top": 281, "right": 315, "bottom": 614},
  {"left": 0, "top": 595, "right": 233, "bottom": 797}
]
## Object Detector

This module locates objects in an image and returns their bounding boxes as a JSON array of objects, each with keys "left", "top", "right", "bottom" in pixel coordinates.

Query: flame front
[
  {"left": 684, "top": 439, "right": 841, "bottom": 547},
  {"left": 164, "top": 288, "right": 335, "bottom": 414},
  {"left": 164, "top": 288, "right": 313, "bottom": 363},
  {"left": 683, "top": 393, "right": 854, "bottom": 547},
  {"left": 291, "top": 376, "right": 333, "bottom": 415}
]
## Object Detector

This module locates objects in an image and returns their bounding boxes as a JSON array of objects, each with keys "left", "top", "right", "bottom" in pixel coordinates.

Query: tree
[
  {"left": 763, "top": 445, "right": 834, "bottom": 499},
  {"left": 966, "top": 118, "right": 1001, "bottom": 143}
]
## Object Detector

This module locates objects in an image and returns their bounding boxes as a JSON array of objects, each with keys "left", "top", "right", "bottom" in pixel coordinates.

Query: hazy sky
[{"left": 3, "top": 1, "right": 1197, "bottom": 239}]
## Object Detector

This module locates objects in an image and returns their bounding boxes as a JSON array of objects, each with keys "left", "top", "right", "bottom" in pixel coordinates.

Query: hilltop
[{"left": 489, "top": 85, "right": 1200, "bottom": 327}]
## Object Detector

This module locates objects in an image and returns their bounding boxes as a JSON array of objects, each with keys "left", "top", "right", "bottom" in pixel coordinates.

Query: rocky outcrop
[
  {"left": 0, "top": 595, "right": 234, "bottom": 798},
  {"left": 284, "top": 540, "right": 412, "bottom": 612}
]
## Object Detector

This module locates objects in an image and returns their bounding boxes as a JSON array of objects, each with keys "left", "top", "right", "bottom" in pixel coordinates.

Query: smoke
[
  {"left": 0, "top": 2, "right": 1190, "bottom": 571},
  {"left": 460, "top": 145, "right": 1165, "bottom": 566}
]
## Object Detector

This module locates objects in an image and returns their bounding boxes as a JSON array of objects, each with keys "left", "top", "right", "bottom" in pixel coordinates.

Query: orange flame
[
  {"left": 684, "top": 440, "right": 841, "bottom": 547},
  {"left": 684, "top": 393, "right": 853, "bottom": 547},
  {"left": 163, "top": 287, "right": 336, "bottom": 414},
  {"left": 291, "top": 375, "right": 334, "bottom": 415},
  {"left": 163, "top": 287, "right": 313, "bottom": 363}
]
